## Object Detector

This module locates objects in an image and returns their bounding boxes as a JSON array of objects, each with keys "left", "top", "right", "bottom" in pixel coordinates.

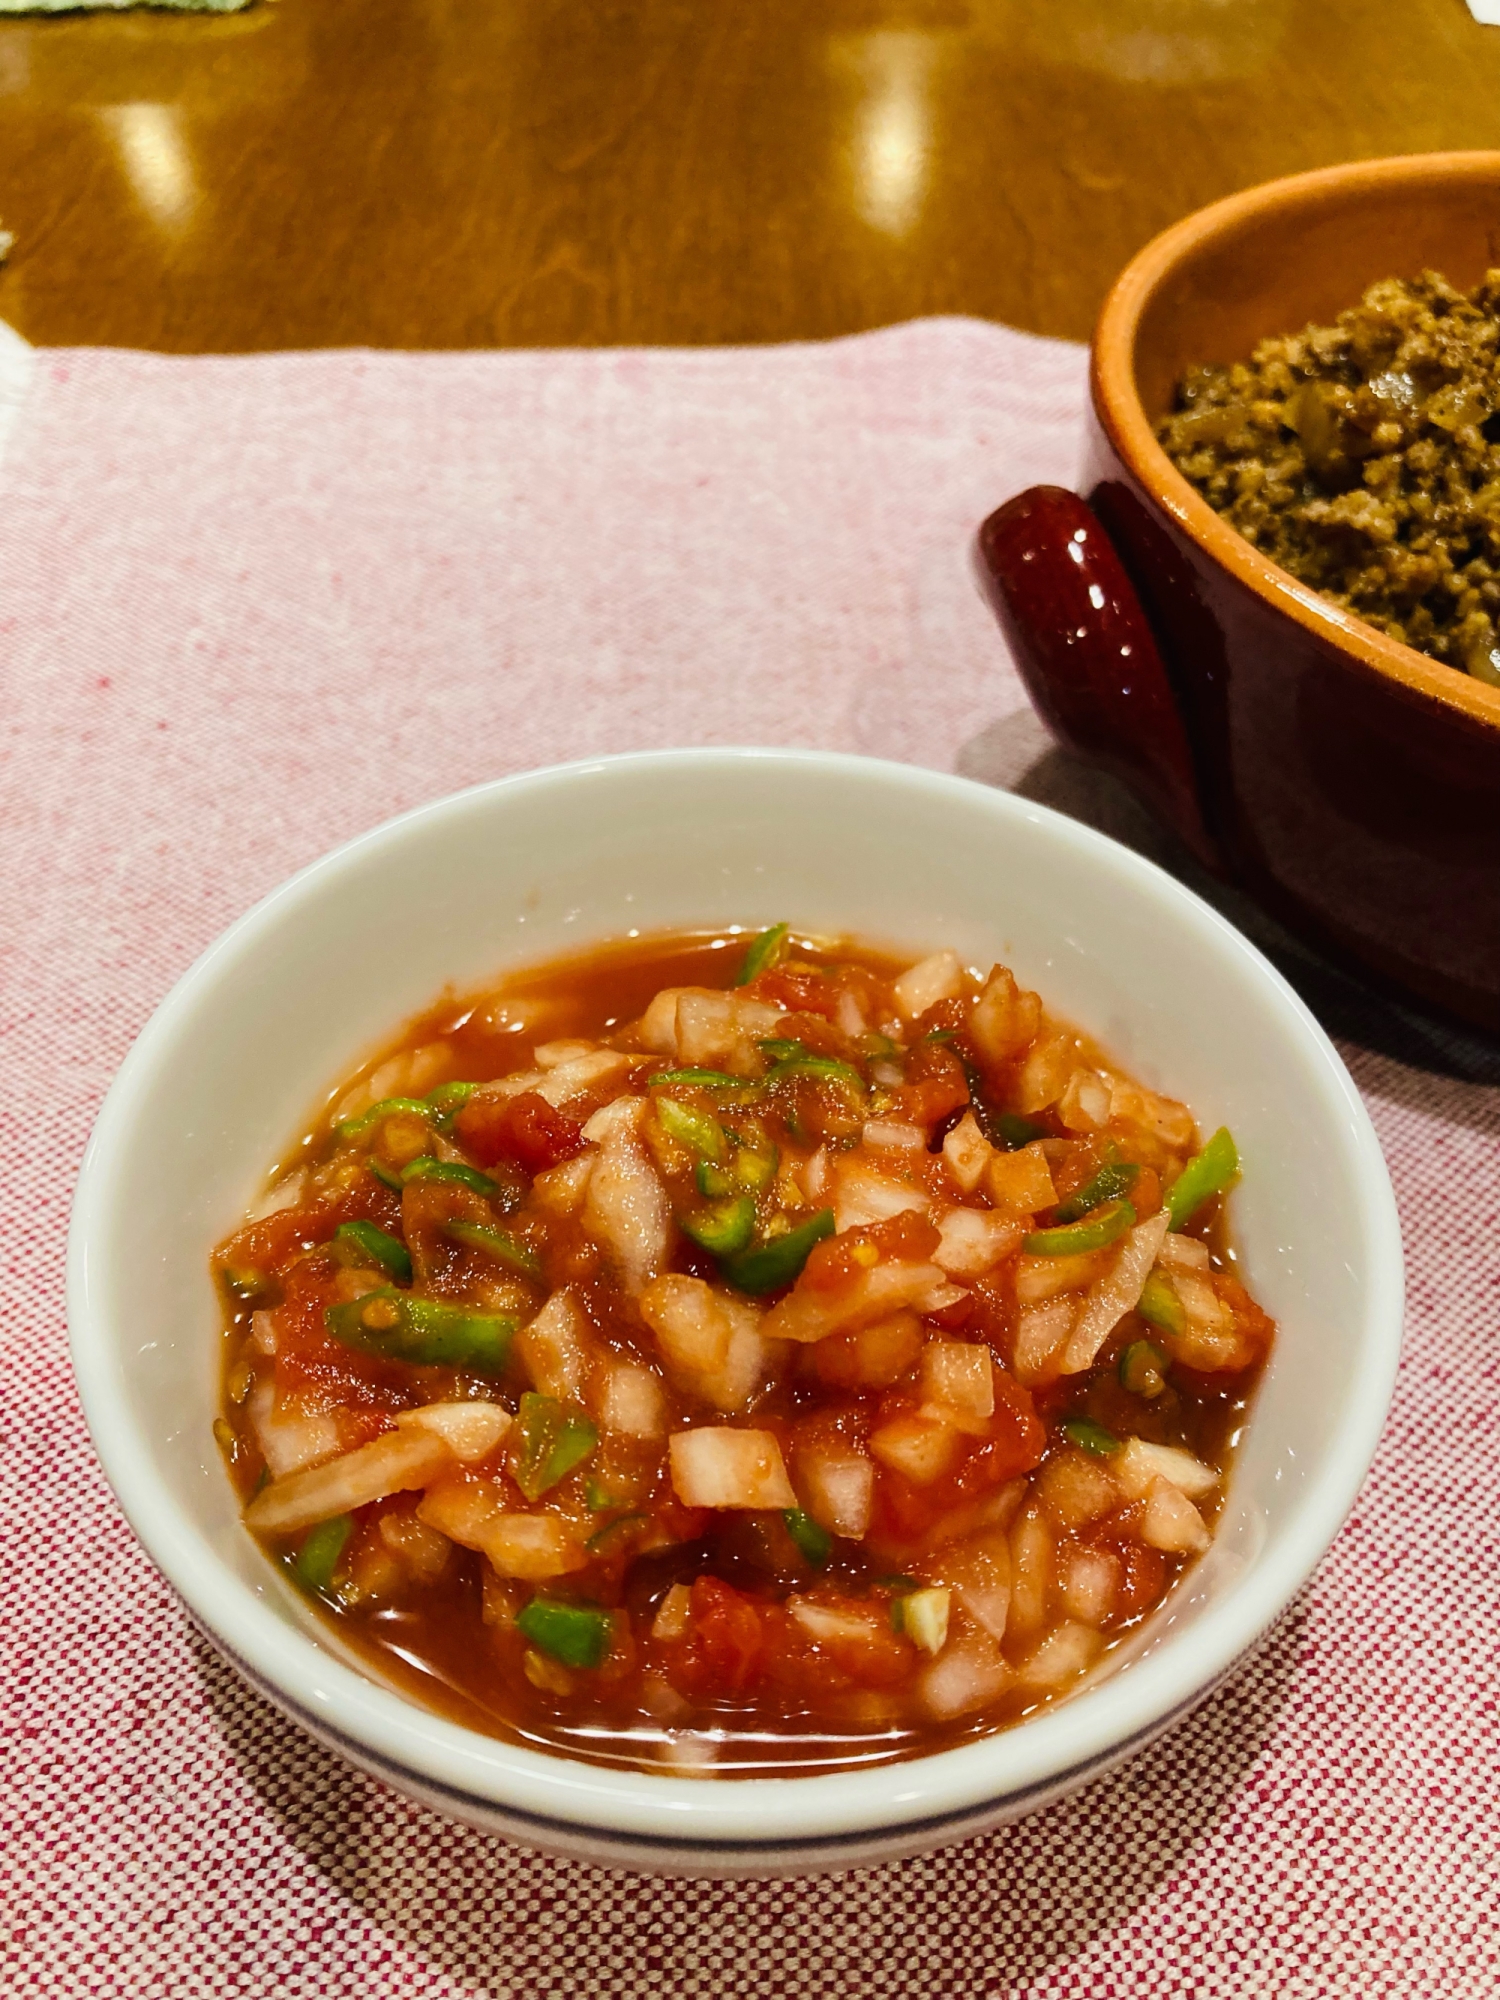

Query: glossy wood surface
[{"left": 4, "top": 0, "right": 1500, "bottom": 352}]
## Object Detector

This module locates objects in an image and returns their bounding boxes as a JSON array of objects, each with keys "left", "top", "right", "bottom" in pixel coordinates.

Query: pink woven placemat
[{"left": 1, "top": 317, "right": 1495, "bottom": 1998}]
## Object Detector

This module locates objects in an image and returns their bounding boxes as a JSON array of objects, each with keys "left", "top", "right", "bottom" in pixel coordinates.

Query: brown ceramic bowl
[{"left": 976, "top": 151, "right": 1500, "bottom": 1032}]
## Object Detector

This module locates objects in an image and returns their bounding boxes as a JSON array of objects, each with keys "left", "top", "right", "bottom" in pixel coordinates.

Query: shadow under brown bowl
[{"left": 976, "top": 150, "right": 1500, "bottom": 1034}]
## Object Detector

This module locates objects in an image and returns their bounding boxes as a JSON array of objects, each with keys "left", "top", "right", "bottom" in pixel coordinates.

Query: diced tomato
[
  {"left": 892, "top": 1039, "right": 970, "bottom": 1127},
  {"left": 1087, "top": 1529, "right": 1166, "bottom": 1625},
  {"left": 665, "top": 1577, "right": 766, "bottom": 1698},
  {"left": 750, "top": 967, "right": 840, "bottom": 1016},
  {"left": 802, "top": 1209, "right": 942, "bottom": 1295},
  {"left": 455, "top": 1090, "right": 585, "bottom": 1173}
]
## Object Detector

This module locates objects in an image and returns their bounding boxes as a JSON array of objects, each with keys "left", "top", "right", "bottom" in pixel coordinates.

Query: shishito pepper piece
[
  {"left": 680, "top": 1194, "right": 757, "bottom": 1258},
  {"left": 442, "top": 1219, "right": 544, "bottom": 1280},
  {"left": 400, "top": 1156, "right": 498, "bottom": 1197},
  {"left": 325, "top": 1287, "right": 516, "bottom": 1373},
  {"left": 1119, "top": 1337, "right": 1169, "bottom": 1398},
  {"left": 1136, "top": 1270, "right": 1186, "bottom": 1338},
  {"left": 762, "top": 1043, "right": 866, "bottom": 1102},
  {"left": 782, "top": 1508, "right": 832, "bottom": 1568},
  {"left": 655, "top": 1095, "right": 730, "bottom": 1163},
  {"left": 1022, "top": 1198, "right": 1136, "bottom": 1257},
  {"left": 332, "top": 1219, "right": 413, "bottom": 1285},
  {"left": 653, "top": 1067, "right": 764, "bottom": 1095},
  {"left": 736, "top": 922, "right": 791, "bottom": 986},
  {"left": 294, "top": 1513, "right": 352, "bottom": 1592},
  {"left": 1054, "top": 1158, "right": 1140, "bottom": 1224},
  {"left": 513, "top": 1392, "right": 599, "bottom": 1500},
  {"left": 336, "top": 1095, "right": 434, "bottom": 1142},
  {"left": 1059, "top": 1416, "right": 1120, "bottom": 1457},
  {"left": 516, "top": 1597, "right": 613, "bottom": 1669},
  {"left": 720, "top": 1207, "right": 836, "bottom": 1294},
  {"left": 1164, "top": 1127, "right": 1240, "bottom": 1230}
]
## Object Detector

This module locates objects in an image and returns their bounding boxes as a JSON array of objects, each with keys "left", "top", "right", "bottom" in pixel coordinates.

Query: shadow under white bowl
[{"left": 68, "top": 749, "right": 1403, "bottom": 1877}]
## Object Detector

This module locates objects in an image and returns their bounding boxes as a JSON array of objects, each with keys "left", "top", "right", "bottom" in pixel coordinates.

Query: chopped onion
[
  {"left": 921, "top": 1339, "right": 994, "bottom": 1420},
  {"left": 892, "top": 949, "right": 964, "bottom": 1020},
  {"left": 247, "top": 1377, "right": 342, "bottom": 1477},
  {"left": 1016, "top": 1620, "right": 1102, "bottom": 1688},
  {"left": 1011, "top": 1300, "right": 1075, "bottom": 1385},
  {"left": 796, "top": 1449, "right": 874, "bottom": 1538},
  {"left": 517, "top": 1289, "right": 593, "bottom": 1401},
  {"left": 763, "top": 1259, "right": 948, "bottom": 1344},
  {"left": 1056, "top": 1068, "right": 1111, "bottom": 1132},
  {"left": 922, "top": 1529, "right": 1011, "bottom": 1641},
  {"left": 582, "top": 1111, "right": 672, "bottom": 1295},
  {"left": 669, "top": 1427, "right": 797, "bottom": 1510},
  {"left": 534, "top": 1050, "right": 635, "bottom": 1109},
  {"left": 1059, "top": 1212, "right": 1170, "bottom": 1373},
  {"left": 1113, "top": 1436, "right": 1218, "bottom": 1501},
  {"left": 1140, "top": 1477, "right": 1211, "bottom": 1554},
  {"left": 918, "top": 1627, "right": 1013, "bottom": 1719},
  {"left": 533, "top": 1038, "right": 597, "bottom": 1070},
  {"left": 833, "top": 1162, "right": 930, "bottom": 1233},
  {"left": 868, "top": 1410, "right": 964, "bottom": 1485},
  {"left": 968, "top": 964, "right": 1041, "bottom": 1065},
  {"left": 933, "top": 1206, "right": 1021, "bottom": 1278},
  {"left": 1061, "top": 1547, "right": 1119, "bottom": 1625},
  {"left": 598, "top": 1361, "right": 667, "bottom": 1440},
  {"left": 861, "top": 1119, "right": 925, "bottom": 1152},
  {"left": 247, "top": 1427, "right": 454, "bottom": 1534},
  {"left": 940, "top": 1111, "right": 994, "bottom": 1194},
  {"left": 396, "top": 1401, "right": 511, "bottom": 1463}
]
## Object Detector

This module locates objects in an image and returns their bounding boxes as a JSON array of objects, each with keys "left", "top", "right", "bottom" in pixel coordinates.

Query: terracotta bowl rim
[{"left": 1092, "top": 148, "right": 1500, "bottom": 734}]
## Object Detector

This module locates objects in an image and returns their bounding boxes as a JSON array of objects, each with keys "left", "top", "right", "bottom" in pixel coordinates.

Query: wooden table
[{"left": 3, "top": 0, "right": 1500, "bottom": 353}]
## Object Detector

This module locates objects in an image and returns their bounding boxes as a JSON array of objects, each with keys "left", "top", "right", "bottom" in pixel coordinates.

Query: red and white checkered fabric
[{"left": 0, "top": 319, "right": 1494, "bottom": 1998}]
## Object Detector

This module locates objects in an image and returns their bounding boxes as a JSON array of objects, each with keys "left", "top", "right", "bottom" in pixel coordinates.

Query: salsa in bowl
[
  {"left": 215, "top": 927, "right": 1271, "bottom": 1778},
  {"left": 68, "top": 750, "right": 1401, "bottom": 1874}
]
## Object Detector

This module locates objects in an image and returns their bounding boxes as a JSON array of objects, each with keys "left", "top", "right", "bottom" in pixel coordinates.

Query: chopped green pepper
[
  {"left": 994, "top": 1111, "right": 1049, "bottom": 1149},
  {"left": 1165, "top": 1127, "right": 1240, "bottom": 1230},
  {"left": 335, "top": 1096, "right": 434, "bottom": 1142},
  {"left": 1022, "top": 1199, "right": 1136, "bottom": 1257},
  {"left": 721, "top": 1207, "right": 836, "bottom": 1293},
  {"left": 584, "top": 1477, "right": 616, "bottom": 1512},
  {"left": 325, "top": 1288, "right": 516, "bottom": 1373},
  {"left": 516, "top": 1597, "right": 614, "bottom": 1670},
  {"left": 763, "top": 1047, "right": 866, "bottom": 1104},
  {"left": 1136, "top": 1270, "right": 1186, "bottom": 1337},
  {"left": 584, "top": 1511, "right": 649, "bottom": 1555},
  {"left": 731, "top": 1142, "right": 778, "bottom": 1192},
  {"left": 332, "top": 1219, "right": 413, "bottom": 1285},
  {"left": 424, "top": 1080, "right": 477, "bottom": 1114},
  {"left": 1054, "top": 1159, "right": 1140, "bottom": 1224},
  {"left": 294, "top": 1514, "right": 352, "bottom": 1592},
  {"left": 368, "top": 1159, "right": 405, "bottom": 1194},
  {"left": 513, "top": 1392, "right": 598, "bottom": 1500},
  {"left": 782, "top": 1508, "right": 832, "bottom": 1568},
  {"left": 653, "top": 1066, "right": 763, "bottom": 1094},
  {"left": 694, "top": 1158, "right": 734, "bottom": 1199},
  {"left": 400, "top": 1156, "right": 498, "bottom": 1196},
  {"left": 220, "top": 1265, "right": 269, "bottom": 1302},
  {"left": 442, "top": 1219, "right": 544, "bottom": 1280},
  {"left": 680, "top": 1194, "right": 757, "bottom": 1257},
  {"left": 1119, "top": 1338, "right": 1169, "bottom": 1398},
  {"left": 655, "top": 1095, "right": 730, "bottom": 1162},
  {"left": 736, "top": 922, "right": 790, "bottom": 986},
  {"left": 1059, "top": 1416, "right": 1120, "bottom": 1457}
]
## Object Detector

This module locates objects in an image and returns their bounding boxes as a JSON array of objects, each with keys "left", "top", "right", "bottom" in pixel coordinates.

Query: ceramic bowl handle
[{"left": 975, "top": 484, "right": 1219, "bottom": 871}]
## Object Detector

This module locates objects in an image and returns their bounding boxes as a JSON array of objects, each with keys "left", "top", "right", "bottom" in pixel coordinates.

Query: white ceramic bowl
[{"left": 68, "top": 749, "right": 1402, "bottom": 1877}]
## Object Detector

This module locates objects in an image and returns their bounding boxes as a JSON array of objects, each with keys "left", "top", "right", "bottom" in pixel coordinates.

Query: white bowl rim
[{"left": 67, "top": 746, "right": 1404, "bottom": 1853}]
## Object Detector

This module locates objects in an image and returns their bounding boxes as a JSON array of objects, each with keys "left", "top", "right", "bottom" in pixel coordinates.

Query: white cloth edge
[{"left": 0, "top": 318, "right": 36, "bottom": 478}]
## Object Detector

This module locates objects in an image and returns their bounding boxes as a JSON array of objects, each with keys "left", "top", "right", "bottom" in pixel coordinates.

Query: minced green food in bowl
[{"left": 1157, "top": 269, "right": 1500, "bottom": 686}]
